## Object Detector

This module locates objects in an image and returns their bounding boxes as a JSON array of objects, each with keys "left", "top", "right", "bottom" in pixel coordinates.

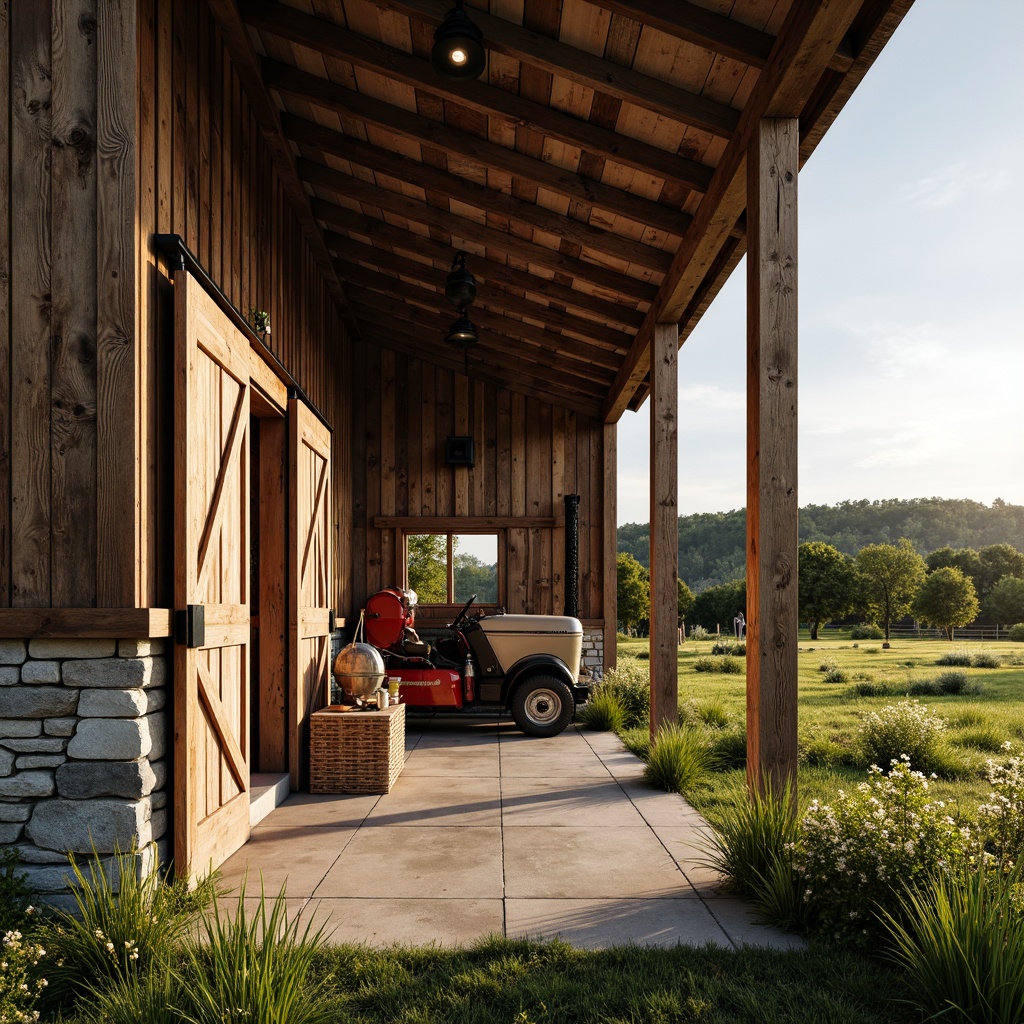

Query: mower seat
[{"left": 400, "top": 626, "right": 430, "bottom": 658}]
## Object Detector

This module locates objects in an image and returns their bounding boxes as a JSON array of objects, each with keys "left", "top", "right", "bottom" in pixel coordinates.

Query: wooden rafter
[
  {"left": 332, "top": 244, "right": 632, "bottom": 353},
  {"left": 241, "top": 0, "right": 714, "bottom": 190},
  {"left": 290, "top": 131, "right": 676, "bottom": 272},
  {"left": 377, "top": 0, "right": 741, "bottom": 138}
]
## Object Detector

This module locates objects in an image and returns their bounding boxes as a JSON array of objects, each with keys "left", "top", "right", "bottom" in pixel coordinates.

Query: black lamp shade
[
  {"left": 432, "top": 3, "right": 486, "bottom": 80},
  {"left": 446, "top": 312, "right": 479, "bottom": 346},
  {"left": 445, "top": 260, "right": 477, "bottom": 308}
]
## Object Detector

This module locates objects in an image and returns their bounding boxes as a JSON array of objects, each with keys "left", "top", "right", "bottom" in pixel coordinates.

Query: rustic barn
[{"left": 0, "top": 0, "right": 912, "bottom": 885}]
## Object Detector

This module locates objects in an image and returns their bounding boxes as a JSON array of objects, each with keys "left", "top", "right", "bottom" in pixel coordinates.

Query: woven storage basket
[{"left": 309, "top": 703, "right": 405, "bottom": 794}]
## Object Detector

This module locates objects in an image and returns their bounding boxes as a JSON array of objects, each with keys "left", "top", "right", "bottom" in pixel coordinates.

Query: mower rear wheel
[{"left": 511, "top": 675, "right": 574, "bottom": 737}]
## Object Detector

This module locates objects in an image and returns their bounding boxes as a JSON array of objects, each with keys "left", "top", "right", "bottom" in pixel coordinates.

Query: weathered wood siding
[
  {"left": 137, "top": 0, "right": 352, "bottom": 613},
  {"left": 0, "top": 0, "right": 136, "bottom": 609},
  {"left": 352, "top": 343, "right": 608, "bottom": 623},
  {"left": 0, "top": 0, "right": 352, "bottom": 614}
]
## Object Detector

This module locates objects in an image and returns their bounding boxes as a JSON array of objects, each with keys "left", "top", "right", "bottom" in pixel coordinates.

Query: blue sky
[{"left": 616, "top": 0, "right": 1024, "bottom": 525}]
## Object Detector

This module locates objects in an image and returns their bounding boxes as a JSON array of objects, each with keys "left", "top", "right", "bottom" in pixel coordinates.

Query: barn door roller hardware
[{"left": 175, "top": 605, "right": 206, "bottom": 648}]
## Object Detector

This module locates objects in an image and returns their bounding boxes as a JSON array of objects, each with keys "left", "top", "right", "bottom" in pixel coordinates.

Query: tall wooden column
[
  {"left": 649, "top": 322, "right": 678, "bottom": 736},
  {"left": 603, "top": 421, "right": 618, "bottom": 677},
  {"left": 746, "top": 119, "right": 799, "bottom": 795}
]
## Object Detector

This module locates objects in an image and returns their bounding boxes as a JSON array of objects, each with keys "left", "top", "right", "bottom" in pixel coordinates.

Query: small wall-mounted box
[{"left": 444, "top": 435, "right": 475, "bottom": 467}]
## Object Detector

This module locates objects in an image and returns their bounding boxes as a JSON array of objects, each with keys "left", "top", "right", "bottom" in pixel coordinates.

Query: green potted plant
[{"left": 249, "top": 308, "right": 271, "bottom": 337}]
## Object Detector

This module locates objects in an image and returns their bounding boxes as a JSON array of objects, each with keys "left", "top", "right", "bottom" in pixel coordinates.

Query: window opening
[{"left": 406, "top": 533, "right": 498, "bottom": 603}]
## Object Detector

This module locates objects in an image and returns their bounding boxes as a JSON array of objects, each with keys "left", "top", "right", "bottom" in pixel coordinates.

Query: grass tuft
[
  {"left": 578, "top": 689, "right": 625, "bottom": 732},
  {"left": 883, "top": 863, "right": 1024, "bottom": 1024},
  {"left": 643, "top": 724, "right": 716, "bottom": 795}
]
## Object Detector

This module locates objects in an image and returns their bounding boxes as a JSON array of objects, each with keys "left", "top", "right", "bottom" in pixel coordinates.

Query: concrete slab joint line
[{"left": 215, "top": 721, "right": 802, "bottom": 951}]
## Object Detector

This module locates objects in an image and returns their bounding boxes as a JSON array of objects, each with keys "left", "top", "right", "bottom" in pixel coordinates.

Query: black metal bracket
[
  {"left": 175, "top": 604, "right": 206, "bottom": 649},
  {"left": 329, "top": 609, "right": 337, "bottom": 633}
]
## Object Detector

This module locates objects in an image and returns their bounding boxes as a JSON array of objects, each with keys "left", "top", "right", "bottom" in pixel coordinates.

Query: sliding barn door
[
  {"left": 174, "top": 272, "right": 251, "bottom": 877},
  {"left": 289, "top": 397, "right": 333, "bottom": 789}
]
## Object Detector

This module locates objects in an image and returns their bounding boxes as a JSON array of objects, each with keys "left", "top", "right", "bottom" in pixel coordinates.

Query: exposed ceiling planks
[{"left": 226, "top": 0, "right": 913, "bottom": 420}]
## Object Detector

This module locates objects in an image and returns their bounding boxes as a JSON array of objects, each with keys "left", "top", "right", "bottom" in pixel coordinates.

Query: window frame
[{"left": 402, "top": 529, "right": 504, "bottom": 610}]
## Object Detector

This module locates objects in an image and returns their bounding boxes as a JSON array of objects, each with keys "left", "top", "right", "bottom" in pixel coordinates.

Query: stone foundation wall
[
  {"left": 581, "top": 627, "right": 604, "bottom": 680},
  {"left": 0, "top": 639, "right": 170, "bottom": 903}
]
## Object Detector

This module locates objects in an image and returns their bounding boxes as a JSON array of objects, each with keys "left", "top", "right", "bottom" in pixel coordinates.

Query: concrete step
[{"left": 249, "top": 772, "right": 290, "bottom": 826}]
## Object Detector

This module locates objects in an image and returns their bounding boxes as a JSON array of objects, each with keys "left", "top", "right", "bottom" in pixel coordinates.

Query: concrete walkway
[{"left": 218, "top": 719, "right": 803, "bottom": 950}]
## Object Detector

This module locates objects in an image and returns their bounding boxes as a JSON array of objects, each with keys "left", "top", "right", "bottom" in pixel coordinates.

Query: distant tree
[
  {"left": 977, "top": 544, "right": 1024, "bottom": 600},
  {"left": 925, "top": 545, "right": 983, "bottom": 587},
  {"left": 677, "top": 579, "right": 695, "bottom": 624},
  {"left": 617, "top": 553, "right": 650, "bottom": 634},
  {"left": 407, "top": 533, "right": 447, "bottom": 603},
  {"left": 454, "top": 552, "right": 497, "bottom": 603},
  {"left": 798, "top": 541, "right": 857, "bottom": 639},
  {"left": 983, "top": 576, "right": 1024, "bottom": 626},
  {"left": 912, "top": 567, "right": 980, "bottom": 641},
  {"left": 855, "top": 539, "right": 927, "bottom": 643},
  {"left": 692, "top": 579, "right": 746, "bottom": 634}
]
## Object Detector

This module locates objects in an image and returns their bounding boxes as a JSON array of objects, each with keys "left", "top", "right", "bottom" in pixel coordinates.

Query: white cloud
[{"left": 904, "top": 162, "right": 1010, "bottom": 210}]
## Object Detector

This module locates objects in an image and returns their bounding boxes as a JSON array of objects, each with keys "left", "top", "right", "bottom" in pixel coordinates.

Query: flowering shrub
[
  {"left": 857, "top": 699, "right": 947, "bottom": 773},
  {"left": 978, "top": 745, "right": 1024, "bottom": 867},
  {"left": 598, "top": 661, "right": 650, "bottom": 728},
  {"left": 795, "top": 757, "right": 974, "bottom": 945},
  {"left": 0, "top": 927, "right": 47, "bottom": 1024}
]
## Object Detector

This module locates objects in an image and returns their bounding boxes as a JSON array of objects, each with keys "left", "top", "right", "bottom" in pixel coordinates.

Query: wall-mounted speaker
[{"left": 444, "top": 436, "right": 475, "bottom": 467}]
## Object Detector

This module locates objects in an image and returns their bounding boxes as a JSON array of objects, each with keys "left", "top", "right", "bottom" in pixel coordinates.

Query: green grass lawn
[{"left": 616, "top": 632, "right": 1024, "bottom": 822}]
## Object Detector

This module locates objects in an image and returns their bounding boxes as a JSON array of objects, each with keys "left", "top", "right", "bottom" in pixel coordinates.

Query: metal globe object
[{"left": 332, "top": 642, "right": 386, "bottom": 700}]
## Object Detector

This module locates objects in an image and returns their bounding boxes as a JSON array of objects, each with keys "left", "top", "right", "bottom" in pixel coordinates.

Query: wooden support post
[
  {"left": 602, "top": 421, "right": 617, "bottom": 676},
  {"left": 649, "top": 322, "right": 678, "bottom": 737},
  {"left": 746, "top": 118, "right": 799, "bottom": 797}
]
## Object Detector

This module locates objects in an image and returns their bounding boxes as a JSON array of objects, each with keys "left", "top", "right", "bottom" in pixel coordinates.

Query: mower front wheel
[{"left": 511, "top": 675, "right": 574, "bottom": 737}]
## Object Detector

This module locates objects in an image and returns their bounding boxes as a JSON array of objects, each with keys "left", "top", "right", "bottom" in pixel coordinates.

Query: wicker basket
[{"left": 309, "top": 703, "right": 405, "bottom": 794}]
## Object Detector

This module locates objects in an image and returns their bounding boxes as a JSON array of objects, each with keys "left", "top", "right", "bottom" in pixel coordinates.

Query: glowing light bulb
[{"left": 450, "top": 46, "right": 467, "bottom": 64}]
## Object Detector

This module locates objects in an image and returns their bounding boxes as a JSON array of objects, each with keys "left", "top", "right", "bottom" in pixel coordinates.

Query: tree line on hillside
[
  {"left": 617, "top": 498, "right": 1024, "bottom": 592},
  {"left": 617, "top": 540, "right": 1024, "bottom": 641}
]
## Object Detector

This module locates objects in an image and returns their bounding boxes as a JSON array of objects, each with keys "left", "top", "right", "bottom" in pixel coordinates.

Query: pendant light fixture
[
  {"left": 444, "top": 251, "right": 479, "bottom": 366},
  {"left": 432, "top": 0, "right": 486, "bottom": 80}
]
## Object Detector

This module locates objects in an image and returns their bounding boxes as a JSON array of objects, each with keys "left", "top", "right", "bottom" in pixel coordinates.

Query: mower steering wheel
[{"left": 449, "top": 594, "right": 477, "bottom": 629}]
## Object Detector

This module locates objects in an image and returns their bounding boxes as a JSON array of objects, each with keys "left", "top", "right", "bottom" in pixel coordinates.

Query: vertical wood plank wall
[
  {"left": 137, "top": 0, "right": 352, "bottom": 613},
  {"left": 351, "top": 342, "right": 608, "bottom": 624},
  {"left": 0, "top": 0, "right": 351, "bottom": 613}
]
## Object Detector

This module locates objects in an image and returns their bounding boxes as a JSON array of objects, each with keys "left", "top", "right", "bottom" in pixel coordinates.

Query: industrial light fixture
[
  {"left": 444, "top": 251, "right": 479, "bottom": 357},
  {"left": 445, "top": 311, "right": 479, "bottom": 347},
  {"left": 431, "top": 0, "right": 486, "bottom": 80}
]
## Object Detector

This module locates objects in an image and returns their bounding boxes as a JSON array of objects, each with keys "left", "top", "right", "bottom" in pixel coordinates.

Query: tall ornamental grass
[
  {"left": 643, "top": 724, "right": 716, "bottom": 795},
  {"left": 883, "top": 864, "right": 1024, "bottom": 1024},
  {"left": 705, "top": 780, "right": 805, "bottom": 931},
  {"left": 177, "top": 881, "right": 335, "bottom": 1024}
]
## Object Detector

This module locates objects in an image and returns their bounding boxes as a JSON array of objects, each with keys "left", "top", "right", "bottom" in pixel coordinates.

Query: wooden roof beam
[
  {"left": 354, "top": 308, "right": 608, "bottom": 403},
  {"left": 302, "top": 172, "right": 660, "bottom": 303},
  {"left": 264, "top": 63, "right": 699, "bottom": 230},
  {"left": 332, "top": 242, "right": 632, "bottom": 353},
  {"left": 322, "top": 221, "right": 645, "bottom": 330},
  {"left": 357, "top": 328, "right": 603, "bottom": 419},
  {"left": 241, "top": 0, "right": 714, "bottom": 191},
  {"left": 378, "top": 0, "right": 740, "bottom": 138},
  {"left": 603, "top": 0, "right": 865, "bottom": 422},
  {"left": 584, "top": 0, "right": 774, "bottom": 68},
  {"left": 288, "top": 134, "right": 671, "bottom": 274},
  {"left": 339, "top": 268, "right": 624, "bottom": 372},
  {"left": 585, "top": 0, "right": 855, "bottom": 73}
]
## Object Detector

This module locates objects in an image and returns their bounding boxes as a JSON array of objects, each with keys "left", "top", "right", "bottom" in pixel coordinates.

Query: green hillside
[{"left": 618, "top": 498, "right": 1024, "bottom": 591}]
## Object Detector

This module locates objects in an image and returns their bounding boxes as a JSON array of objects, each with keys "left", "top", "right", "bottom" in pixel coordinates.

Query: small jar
[{"left": 376, "top": 690, "right": 389, "bottom": 710}]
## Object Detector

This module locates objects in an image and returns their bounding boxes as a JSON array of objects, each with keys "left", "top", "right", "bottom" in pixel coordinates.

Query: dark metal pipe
[{"left": 564, "top": 494, "right": 580, "bottom": 618}]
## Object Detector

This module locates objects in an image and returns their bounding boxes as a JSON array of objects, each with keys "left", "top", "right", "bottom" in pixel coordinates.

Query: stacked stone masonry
[
  {"left": 582, "top": 627, "right": 604, "bottom": 681},
  {"left": 0, "top": 638, "right": 169, "bottom": 901}
]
